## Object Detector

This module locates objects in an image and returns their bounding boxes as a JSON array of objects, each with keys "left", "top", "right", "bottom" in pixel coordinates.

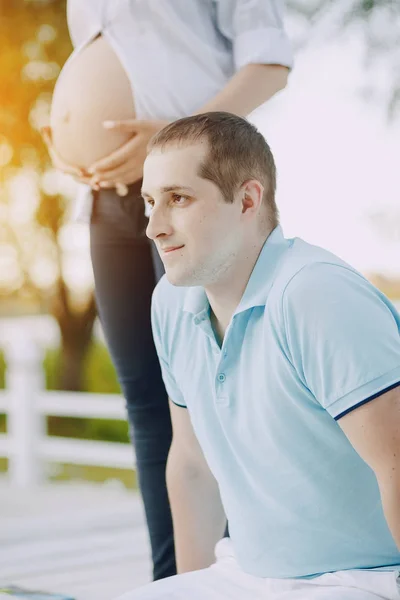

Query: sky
[{"left": 250, "top": 34, "right": 400, "bottom": 277}]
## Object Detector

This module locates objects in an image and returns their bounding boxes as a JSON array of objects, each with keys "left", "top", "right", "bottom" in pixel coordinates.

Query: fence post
[{"left": 5, "top": 333, "right": 46, "bottom": 487}]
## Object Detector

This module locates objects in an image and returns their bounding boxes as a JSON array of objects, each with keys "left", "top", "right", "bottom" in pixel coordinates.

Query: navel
[{"left": 61, "top": 110, "right": 70, "bottom": 124}]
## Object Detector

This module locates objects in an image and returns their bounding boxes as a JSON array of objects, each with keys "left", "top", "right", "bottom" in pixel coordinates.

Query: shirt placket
[{"left": 214, "top": 317, "right": 238, "bottom": 408}]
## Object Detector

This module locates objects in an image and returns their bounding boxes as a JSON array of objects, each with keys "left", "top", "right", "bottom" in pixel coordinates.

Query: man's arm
[
  {"left": 167, "top": 399, "right": 227, "bottom": 573},
  {"left": 149, "top": 284, "right": 226, "bottom": 572},
  {"left": 338, "top": 385, "right": 400, "bottom": 549},
  {"left": 282, "top": 262, "right": 400, "bottom": 547}
]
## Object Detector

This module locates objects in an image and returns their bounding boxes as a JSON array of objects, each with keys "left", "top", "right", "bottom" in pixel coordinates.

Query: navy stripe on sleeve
[
  {"left": 334, "top": 380, "right": 400, "bottom": 421},
  {"left": 169, "top": 399, "right": 188, "bottom": 409}
]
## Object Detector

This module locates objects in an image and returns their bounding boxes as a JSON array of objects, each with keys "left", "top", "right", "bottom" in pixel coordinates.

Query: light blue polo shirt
[{"left": 151, "top": 225, "right": 400, "bottom": 579}]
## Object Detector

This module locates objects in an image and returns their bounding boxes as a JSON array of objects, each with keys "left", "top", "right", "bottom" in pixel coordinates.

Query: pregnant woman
[{"left": 43, "top": 0, "right": 293, "bottom": 582}]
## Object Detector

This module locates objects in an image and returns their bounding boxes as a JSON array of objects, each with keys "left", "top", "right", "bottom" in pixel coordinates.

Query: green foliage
[
  {"left": 0, "top": 0, "right": 71, "bottom": 174},
  {"left": 0, "top": 342, "right": 135, "bottom": 485},
  {"left": 44, "top": 340, "right": 121, "bottom": 394},
  {"left": 0, "top": 3, "right": 128, "bottom": 475},
  {"left": 0, "top": 341, "right": 121, "bottom": 397},
  {"left": 83, "top": 341, "right": 122, "bottom": 395},
  {"left": 46, "top": 341, "right": 128, "bottom": 443},
  {"left": 1, "top": 1, "right": 97, "bottom": 387},
  {"left": 0, "top": 351, "right": 5, "bottom": 389},
  {"left": 0, "top": 351, "right": 5, "bottom": 433},
  {"left": 0, "top": 342, "right": 130, "bottom": 443}
]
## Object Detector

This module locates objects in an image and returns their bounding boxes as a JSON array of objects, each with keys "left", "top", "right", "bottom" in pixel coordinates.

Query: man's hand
[
  {"left": 88, "top": 119, "right": 169, "bottom": 190},
  {"left": 40, "top": 126, "right": 91, "bottom": 184}
]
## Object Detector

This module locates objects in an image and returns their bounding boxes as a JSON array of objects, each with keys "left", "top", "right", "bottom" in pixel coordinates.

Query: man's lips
[{"left": 161, "top": 245, "right": 184, "bottom": 254}]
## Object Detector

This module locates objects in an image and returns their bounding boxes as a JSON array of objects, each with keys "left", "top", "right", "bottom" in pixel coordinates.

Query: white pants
[{"left": 117, "top": 539, "right": 400, "bottom": 600}]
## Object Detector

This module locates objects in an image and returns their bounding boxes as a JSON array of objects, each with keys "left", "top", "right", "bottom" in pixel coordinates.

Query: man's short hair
[{"left": 147, "top": 112, "right": 279, "bottom": 228}]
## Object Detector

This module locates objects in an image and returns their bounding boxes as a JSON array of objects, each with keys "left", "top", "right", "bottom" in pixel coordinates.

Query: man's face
[{"left": 142, "top": 142, "right": 244, "bottom": 287}]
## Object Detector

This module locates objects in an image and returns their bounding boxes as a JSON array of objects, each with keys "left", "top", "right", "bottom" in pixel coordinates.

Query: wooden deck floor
[{"left": 0, "top": 479, "right": 152, "bottom": 600}]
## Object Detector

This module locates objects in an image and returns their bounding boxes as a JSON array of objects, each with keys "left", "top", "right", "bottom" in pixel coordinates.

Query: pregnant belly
[{"left": 50, "top": 35, "right": 135, "bottom": 170}]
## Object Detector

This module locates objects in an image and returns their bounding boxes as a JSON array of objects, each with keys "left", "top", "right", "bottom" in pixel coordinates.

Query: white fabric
[
  {"left": 116, "top": 539, "right": 400, "bottom": 600},
  {"left": 65, "top": 0, "right": 293, "bottom": 222},
  {"left": 67, "top": 0, "right": 293, "bottom": 120}
]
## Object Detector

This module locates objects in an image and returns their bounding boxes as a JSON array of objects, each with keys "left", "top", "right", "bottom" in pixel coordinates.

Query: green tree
[{"left": 0, "top": 0, "right": 97, "bottom": 391}]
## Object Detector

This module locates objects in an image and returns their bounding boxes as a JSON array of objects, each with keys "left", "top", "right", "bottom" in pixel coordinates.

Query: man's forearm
[
  {"left": 379, "top": 477, "right": 400, "bottom": 550},
  {"left": 167, "top": 446, "right": 227, "bottom": 573},
  {"left": 195, "top": 63, "right": 289, "bottom": 118}
]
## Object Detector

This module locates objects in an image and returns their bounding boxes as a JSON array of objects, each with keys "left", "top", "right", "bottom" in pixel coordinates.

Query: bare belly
[{"left": 50, "top": 35, "right": 136, "bottom": 170}]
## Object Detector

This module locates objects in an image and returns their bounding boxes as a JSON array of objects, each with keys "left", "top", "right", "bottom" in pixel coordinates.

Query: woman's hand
[
  {"left": 87, "top": 119, "right": 169, "bottom": 191},
  {"left": 40, "top": 126, "right": 92, "bottom": 184}
]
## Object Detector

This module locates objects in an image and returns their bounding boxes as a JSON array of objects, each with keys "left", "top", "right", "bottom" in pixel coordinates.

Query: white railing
[
  {"left": 1, "top": 299, "right": 399, "bottom": 488},
  {"left": 0, "top": 332, "right": 134, "bottom": 488}
]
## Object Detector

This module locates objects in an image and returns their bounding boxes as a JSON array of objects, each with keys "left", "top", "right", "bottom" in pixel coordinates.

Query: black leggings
[{"left": 90, "top": 181, "right": 175, "bottom": 580}]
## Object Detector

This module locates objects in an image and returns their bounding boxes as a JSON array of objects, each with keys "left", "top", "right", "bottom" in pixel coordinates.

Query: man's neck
[
  {"left": 205, "top": 234, "right": 269, "bottom": 342},
  {"left": 209, "top": 310, "right": 225, "bottom": 348}
]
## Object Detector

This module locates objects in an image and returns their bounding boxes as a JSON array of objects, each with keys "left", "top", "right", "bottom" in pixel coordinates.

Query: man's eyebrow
[{"left": 141, "top": 185, "right": 195, "bottom": 198}]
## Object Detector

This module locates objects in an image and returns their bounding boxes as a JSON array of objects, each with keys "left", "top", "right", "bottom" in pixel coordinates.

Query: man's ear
[{"left": 240, "top": 179, "right": 264, "bottom": 215}]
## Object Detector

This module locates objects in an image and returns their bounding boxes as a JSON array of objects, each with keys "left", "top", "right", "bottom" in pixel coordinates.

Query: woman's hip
[{"left": 90, "top": 181, "right": 149, "bottom": 241}]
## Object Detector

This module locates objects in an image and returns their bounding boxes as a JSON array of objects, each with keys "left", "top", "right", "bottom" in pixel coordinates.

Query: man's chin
[{"left": 164, "top": 269, "right": 195, "bottom": 287}]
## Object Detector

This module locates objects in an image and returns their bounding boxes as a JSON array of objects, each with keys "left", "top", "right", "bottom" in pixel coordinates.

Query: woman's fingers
[
  {"left": 40, "top": 126, "right": 52, "bottom": 146},
  {"left": 102, "top": 119, "right": 138, "bottom": 132},
  {"left": 90, "top": 119, "right": 168, "bottom": 176},
  {"left": 41, "top": 126, "right": 87, "bottom": 179},
  {"left": 50, "top": 150, "right": 86, "bottom": 178},
  {"left": 88, "top": 135, "right": 140, "bottom": 174},
  {"left": 92, "top": 163, "right": 143, "bottom": 189},
  {"left": 91, "top": 161, "right": 142, "bottom": 185},
  {"left": 73, "top": 174, "right": 93, "bottom": 186},
  {"left": 89, "top": 137, "right": 145, "bottom": 185},
  {"left": 94, "top": 181, "right": 114, "bottom": 190},
  {"left": 115, "top": 183, "right": 129, "bottom": 197}
]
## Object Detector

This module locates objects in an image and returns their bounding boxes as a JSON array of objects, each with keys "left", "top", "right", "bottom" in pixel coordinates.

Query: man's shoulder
[{"left": 270, "top": 237, "right": 365, "bottom": 308}]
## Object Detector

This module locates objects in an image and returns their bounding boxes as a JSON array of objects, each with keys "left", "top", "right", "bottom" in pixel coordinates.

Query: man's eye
[
  {"left": 172, "top": 194, "right": 187, "bottom": 204},
  {"left": 144, "top": 197, "right": 154, "bottom": 208}
]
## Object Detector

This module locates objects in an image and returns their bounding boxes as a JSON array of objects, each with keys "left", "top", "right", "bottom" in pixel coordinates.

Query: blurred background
[{"left": 0, "top": 0, "right": 399, "bottom": 488}]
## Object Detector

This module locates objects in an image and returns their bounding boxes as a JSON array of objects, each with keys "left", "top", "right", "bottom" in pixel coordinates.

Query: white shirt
[{"left": 66, "top": 0, "right": 293, "bottom": 220}]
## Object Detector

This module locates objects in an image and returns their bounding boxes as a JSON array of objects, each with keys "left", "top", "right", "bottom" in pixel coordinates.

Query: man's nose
[{"left": 146, "top": 206, "right": 172, "bottom": 240}]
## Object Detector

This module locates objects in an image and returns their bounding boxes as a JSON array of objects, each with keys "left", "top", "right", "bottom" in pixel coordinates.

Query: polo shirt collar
[{"left": 183, "top": 225, "right": 290, "bottom": 318}]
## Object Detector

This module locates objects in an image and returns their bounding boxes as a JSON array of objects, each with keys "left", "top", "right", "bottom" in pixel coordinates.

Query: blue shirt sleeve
[
  {"left": 282, "top": 262, "right": 400, "bottom": 419},
  {"left": 151, "top": 283, "right": 187, "bottom": 408},
  {"left": 215, "top": 0, "right": 294, "bottom": 70}
]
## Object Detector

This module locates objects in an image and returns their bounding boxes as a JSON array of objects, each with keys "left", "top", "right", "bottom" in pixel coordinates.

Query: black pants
[{"left": 90, "top": 181, "right": 176, "bottom": 580}]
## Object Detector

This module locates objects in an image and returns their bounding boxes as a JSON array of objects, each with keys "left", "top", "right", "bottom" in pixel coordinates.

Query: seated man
[{"left": 119, "top": 112, "right": 400, "bottom": 599}]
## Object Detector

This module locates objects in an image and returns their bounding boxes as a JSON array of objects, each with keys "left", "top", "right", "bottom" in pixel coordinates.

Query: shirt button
[{"left": 217, "top": 373, "right": 226, "bottom": 383}]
